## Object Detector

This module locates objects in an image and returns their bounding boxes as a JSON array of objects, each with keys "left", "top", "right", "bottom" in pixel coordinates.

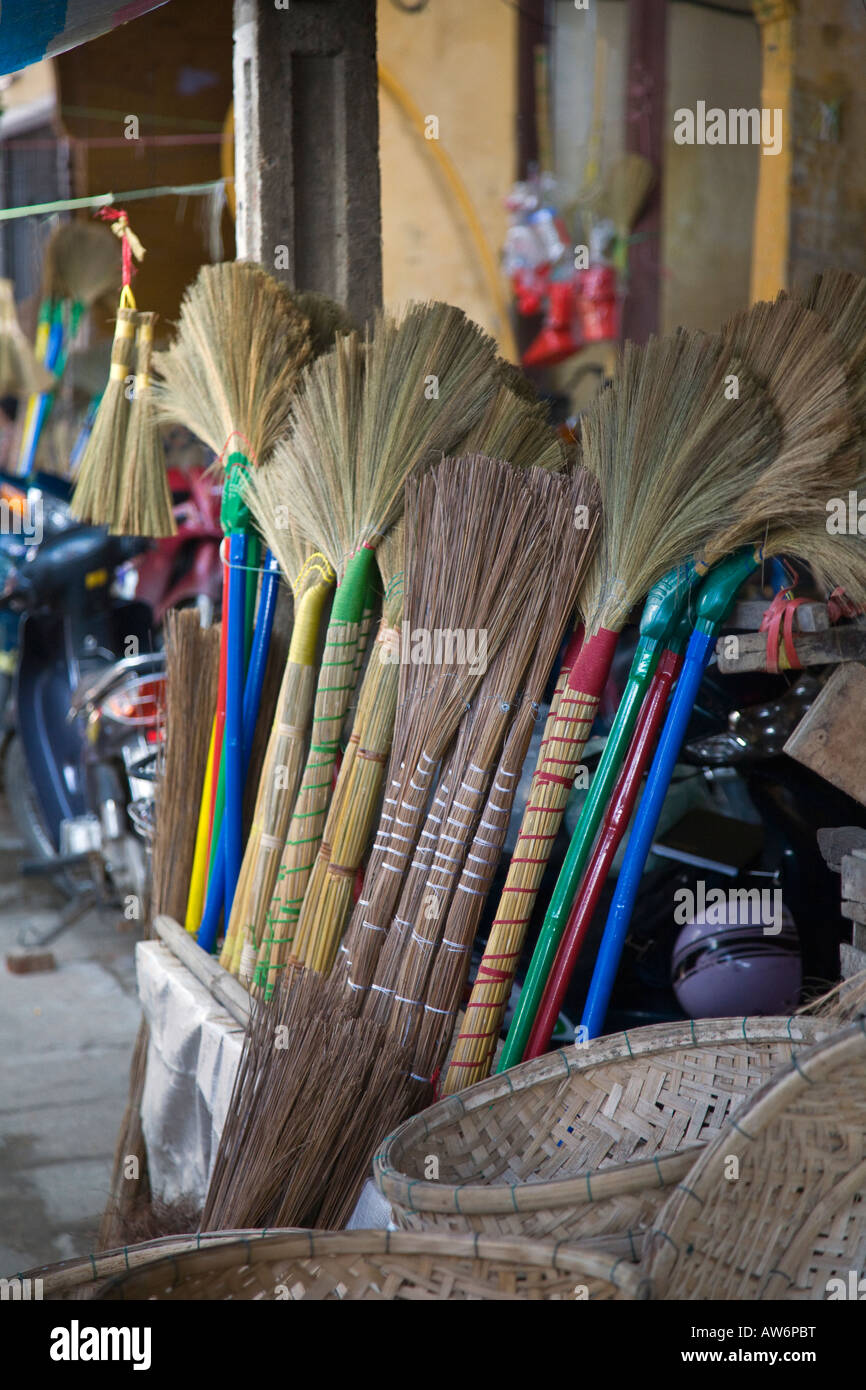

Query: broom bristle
[
  {"left": 115, "top": 311, "right": 176, "bottom": 538},
  {"left": 43, "top": 220, "right": 122, "bottom": 306},
  {"left": 262, "top": 303, "right": 498, "bottom": 572},
  {"left": 152, "top": 261, "right": 313, "bottom": 462},
  {"left": 290, "top": 290, "right": 356, "bottom": 356},
  {"left": 705, "top": 296, "right": 856, "bottom": 563},
  {"left": 151, "top": 609, "right": 221, "bottom": 922},
  {"left": 70, "top": 307, "right": 137, "bottom": 525},
  {"left": 202, "top": 971, "right": 412, "bottom": 1231},
  {"left": 581, "top": 330, "right": 782, "bottom": 632},
  {"left": 460, "top": 382, "right": 566, "bottom": 471}
]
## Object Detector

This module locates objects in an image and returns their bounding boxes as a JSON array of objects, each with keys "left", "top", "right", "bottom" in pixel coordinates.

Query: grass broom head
[
  {"left": 70, "top": 306, "right": 137, "bottom": 525},
  {"left": 43, "top": 219, "right": 122, "bottom": 306},
  {"left": 254, "top": 302, "right": 498, "bottom": 576},
  {"left": 460, "top": 379, "right": 566, "bottom": 471},
  {"left": 113, "top": 311, "right": 176, "bottom": 538},
  {"left": 0, "top": 278, "right": 54, "bottom": 394},
  {"left": 703, "top": 295, "right": 856, "bottom": 564},
  {"left": 152, "top": 261, "right": 313, "bottom": 465},
  {"left": 152, "top": 608, "right": 221, "bottom": 921},
  {"left": 290, "top": 290, "right": 356, "bottom": 356},
  {"left": 579, "top": 327, "right": 783, "bottom": 635}
]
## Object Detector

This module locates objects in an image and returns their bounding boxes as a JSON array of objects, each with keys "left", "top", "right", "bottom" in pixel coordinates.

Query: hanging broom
[
  {"left": 252, "top": 304, "right": 499, "bottom": 998},
  {"left": 112, "top": 311, "right": 175, "bottom": 537},
  {"left": 69, "top": 307, "right": 137, "bottom": 525},
  {"left": 0, "top": 280, "right": 54, "bottom": 396},
  {"left": 17, "top": 217, "right": 122, "bottom": 478}
]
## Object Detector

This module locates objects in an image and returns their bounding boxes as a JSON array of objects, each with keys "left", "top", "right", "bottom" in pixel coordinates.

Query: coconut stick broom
[
  {"left": 336, "top": 455, "right": 544, "bottom": 1015},
  {"left": 253, "top": 306, "right": 498, "bottom": 997},
  {"left": 384, "top": 467, "right": 600, "bottom": 1065},
  {"left": 367, "top": 467, "right": 595, "bottom": 1035},
  {"left": 100, "top": 608, "right": 219, "bottom": 1248}
]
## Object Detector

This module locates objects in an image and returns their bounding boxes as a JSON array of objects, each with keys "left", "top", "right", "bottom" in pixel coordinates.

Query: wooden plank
[
  {"left": 621, "top": 0, "right": 667, "bottom": 344},
  {"left": 784, "top": 663, "right": 866, "bottom": 808},
  {"left": 841, "top": 900, "right": 866, "bottom": 927},
  {"left": 716, "top": 626, "right": 866, "bottom": 674},
  {"left": 722, "top": 600, "right": 829, "bottom": 633},
  {"left": 817, "top": 826, "right": 866, "bottom": 873},
  {"left": 152, "top": 914, "right": 251, "bottom": 1027},
  {"left": 841, "top": 851, "right": 866, "bottom": 904}
]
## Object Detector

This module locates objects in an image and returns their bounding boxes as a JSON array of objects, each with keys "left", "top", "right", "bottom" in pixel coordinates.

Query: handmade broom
[
  {"left": 100, "top": 608, "right": 219, "bottom": 1249},
  {"left": 19, "top": 217, "right": 122, "bottom": 478},
  {"left": 501, "top": 293, "right": 857, "bottom": 1068},
  {"left": 307, "top": 389, "right": 571, "bottom": 988},
  {"left": 253, "top": 305, "right": 498, "bottom": 997},
  {"left": 369, "top": 467, "right": 597, "bottom": 1040},
  {"left": 337, "top": 454, "right": 548, "bottom": 1016},
  {"left": 113, "top": 311, "right": 175, "bottom": 537},
  {"left": 0, "top": 280, "right": 54, "bottom": 396},
  {"left": 289, "top": 524, "right": 404, "bottom": 976},
  {"left": 153, "top": 262, "right": 313, "bottom": 929},
  {"left": 520, "top": 287, "right": 866, "bottom": 1055},
  {"left": 388, "top": 466, "right": 600, "bottom": 1077}
]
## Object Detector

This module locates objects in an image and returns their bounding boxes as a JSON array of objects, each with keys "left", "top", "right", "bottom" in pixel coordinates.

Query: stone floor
[{"left": 0, "top": 791, "right": 140, "bottom": 1276}]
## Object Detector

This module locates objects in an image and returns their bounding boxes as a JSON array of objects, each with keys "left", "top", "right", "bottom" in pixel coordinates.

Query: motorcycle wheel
[{"left": 3, "top": 734, "right": 94, "bottom": 900}]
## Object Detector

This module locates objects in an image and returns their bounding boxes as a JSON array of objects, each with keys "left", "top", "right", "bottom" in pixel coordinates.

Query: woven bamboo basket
[
  {"left": 646, "top": 1022, "right": 866, "bottom": 1300},
  {"left": 97, "top": 1229, "right": 647, "bottom": 1300},
  {"left": 11, "top": 1230, "right": 296, "bottom": 1301},
  {"left": 374, "top": 1016, "right": 827, "bottom": 1247}
]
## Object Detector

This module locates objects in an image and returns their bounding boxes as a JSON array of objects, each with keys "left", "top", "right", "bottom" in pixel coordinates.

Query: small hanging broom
[
  {"left": 0, "top": 280, "right": 54, "bottom": 396},
  {"left": 113, "top": 312, "right": 176, "bottom": 537}
]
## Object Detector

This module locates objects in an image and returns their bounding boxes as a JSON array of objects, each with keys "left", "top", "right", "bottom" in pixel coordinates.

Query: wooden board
[
  {"left": 716, "top": 626, "right": 866, "bottom": 674},
  {"left": 784, "top": 663, "right": 866, "bottom": 808}
]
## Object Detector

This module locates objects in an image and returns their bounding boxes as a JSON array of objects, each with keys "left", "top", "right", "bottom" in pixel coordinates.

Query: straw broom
[
  {"left": 298, "top": 371, "right": 571, "bottom": 979},
  {"left": 153, "top": 262, "right": 313, "bottom": 928},
  {"left": 113, "top": 311, "right": 176, "bottom": 537},
  {"left": 253, "top": 305, "right": 498, "bottom": 997},
  {"left": 379, "top": 468, "right": 600, "bottom": 1053},
  {"left": 505, "top": 293, "right": 860, "bottom": 1063},
  {"left": 456, "top": 310, "right": 849, "bottom": 1085},
  {"left": 338, "top": 454, "right": 550, "bottom": 1015},
  {"left": 100, "top": 608, "right": 219, "bottom": 1248},
  {"left": 70, "top": 306, "right": 137, "bottom": 524},
  {"left": 290, "top": 525, "right": 405, "bottom": 975},
  {"left": 0, "top": 280, "right": 54, "bottom": 395}
]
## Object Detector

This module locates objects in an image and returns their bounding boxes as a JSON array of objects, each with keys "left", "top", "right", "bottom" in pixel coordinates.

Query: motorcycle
[{"left": 0, "top": 480, "right": 165, "bottom": 930}]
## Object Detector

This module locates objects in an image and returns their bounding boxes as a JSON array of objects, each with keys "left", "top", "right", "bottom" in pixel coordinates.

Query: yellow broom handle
[{"left": 185, "top": 718, "right": 218, "bottom": 931}]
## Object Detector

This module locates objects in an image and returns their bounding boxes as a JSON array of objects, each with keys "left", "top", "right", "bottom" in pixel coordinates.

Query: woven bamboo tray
[
  {"left": 374, "top": 1016, "right": 827, "bottom": 1246},
  {"left": 97, "top": 1229, "right": 647, "bottom": 1300},
  {"left": 646, "top": 1022, "right": 866, "bottom": 1300},
  {"left": 11, "top": 1230, "right": 297, "bottom": 1301}
]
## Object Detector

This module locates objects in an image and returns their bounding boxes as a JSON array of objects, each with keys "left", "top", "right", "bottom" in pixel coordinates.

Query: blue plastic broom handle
[
  {"left": 197, "top": 547, "right": 280, "bottom": 951},
  {"left": 581, "top": 627, "right": 715, "bottom": 1038}
]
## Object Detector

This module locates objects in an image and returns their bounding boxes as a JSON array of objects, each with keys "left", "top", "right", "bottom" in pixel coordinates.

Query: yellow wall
[{"left": 377, "top": 0, "right": 516, "bottom": 349}]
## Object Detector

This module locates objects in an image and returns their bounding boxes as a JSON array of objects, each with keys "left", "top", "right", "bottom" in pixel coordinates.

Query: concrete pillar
[{"left": 233, "top": 0, "right": 383, "bottom": 325}]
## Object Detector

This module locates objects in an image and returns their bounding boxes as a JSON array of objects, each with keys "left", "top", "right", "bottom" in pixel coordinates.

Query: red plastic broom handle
[{"left": 524, "top": 646, "right": 684, "bottom": 1059}]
